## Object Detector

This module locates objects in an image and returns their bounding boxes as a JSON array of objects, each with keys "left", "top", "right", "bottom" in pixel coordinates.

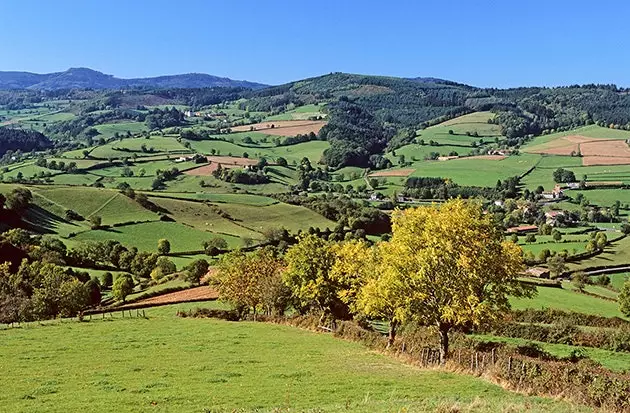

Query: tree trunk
[
  {"left": 386, "top": 320, "right": 398, "bottom": 349},
  {"left": 438, "top": 323, "right": 450, "bottom": 365}
]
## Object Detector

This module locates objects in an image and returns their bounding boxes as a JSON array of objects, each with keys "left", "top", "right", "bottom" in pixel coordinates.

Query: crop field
[
  {"left": 71, "top": 221, "right": 241, "bottom": 253},
  {"left": 231, "top": 120, "right": 327, "bottom": 136},
  {"left": 0, "top": 305, "right": 585, "bottom": 413}
]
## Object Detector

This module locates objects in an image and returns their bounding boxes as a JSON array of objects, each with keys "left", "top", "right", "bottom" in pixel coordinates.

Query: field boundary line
[{"left": 87, "top": 192, "right": 121, "bottom": 218}]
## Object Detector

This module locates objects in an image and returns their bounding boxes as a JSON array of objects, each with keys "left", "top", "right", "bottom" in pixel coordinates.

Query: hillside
[{"left": 0, "top": 68, "right": 267, "bottom": 90}]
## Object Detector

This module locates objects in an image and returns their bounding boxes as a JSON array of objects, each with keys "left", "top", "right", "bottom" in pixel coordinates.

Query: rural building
[
  {"left": 541, "top": 184, "right": 564, "bottom": 200},
  {"left": 524, "top": 267, "right": 551, "bottom": 278},
  {"left": 545, "top": 210, "right": 565, "bottom": 225},
  {"left": 507, "top": 225, "right": 538, "bottom": 234}
]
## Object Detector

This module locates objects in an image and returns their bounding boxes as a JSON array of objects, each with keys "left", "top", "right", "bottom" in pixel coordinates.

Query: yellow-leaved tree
[
  {"left": 213, "top": 248, "right": 286, "bottom": 318},
  {"left": 359, "top": 199, "right": 532, "bottom": 362}
]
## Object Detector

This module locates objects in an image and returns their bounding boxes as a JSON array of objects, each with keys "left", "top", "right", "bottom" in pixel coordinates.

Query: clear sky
[{"left": 1, "top": 0, "right": 629, "bottom": 88}]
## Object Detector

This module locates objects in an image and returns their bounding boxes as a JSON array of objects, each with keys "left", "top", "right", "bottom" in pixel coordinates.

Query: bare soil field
[
  {"left": 185, "top": 156, "right": 259, "bottom": 176},
  {"left": 232, "top": 120, "right": 326, "bottom": 136},
  {"left": 369, "top": 168, "right": 415, "bottom": 177},
  {"left": 129, "top": 286, "right": 218, "bottom": 307},
  {"left": 582, "top": 156, "right": 630, "bottom": 166},
  {"left": 526, "top": 136, "right": 630, "bottom": 165}
]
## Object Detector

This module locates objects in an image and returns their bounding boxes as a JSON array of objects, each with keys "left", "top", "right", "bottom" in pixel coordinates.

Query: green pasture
[
  {"left": 89, "top": 136, "right": 190, "bottom": 159},
  {"left": 185, "top": 139, "right": 329, "bottom": 165},
  {"left": 510, "top": 285, "right": 625, "bottom": 318},
  {"left": 146, "top": 192, "right": 277, "bottom": 206},
  {"left": 567, "top": 236, "right": 630, "bottom": 271},
  {"left": 410, "top": 154, "right": 541, "bottom": 187},
  {"left": 34, "top": 187, "right": 156, "bottom": 225},
  {"left": 71, "top": 221, "right": 241, "bottom": 253},
  {"left": 473, "top": 334, "right": 630, "bottom": 373},
  {"left": 93, "top": 122, "right": 148, "bottom": 139},
  {"left": 0, "top": 305, "right": 586, "bottom": 413},
  {"left": 218, "top": 202, "right": 335, "bottom": 233},
  {"left": 149, "top": 197, "right": 263, "bottom": 239}
]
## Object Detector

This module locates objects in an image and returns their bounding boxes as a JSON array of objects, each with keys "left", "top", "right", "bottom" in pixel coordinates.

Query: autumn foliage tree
[
  {"left": 358, "top": 199, "right": 531, "bottom": 362},
  {"left": 213, "top": 248, "right": 287, "bottom": 318}
]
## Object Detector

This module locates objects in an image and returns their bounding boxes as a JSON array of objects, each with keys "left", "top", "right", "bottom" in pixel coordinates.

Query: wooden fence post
[{"left": 475, "top": 352, "right": 479, "bottom": 371}]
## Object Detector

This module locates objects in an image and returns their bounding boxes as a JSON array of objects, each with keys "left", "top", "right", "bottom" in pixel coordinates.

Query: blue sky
[{"left": 1, "top": 0, "right": 629, "bottom": 87}]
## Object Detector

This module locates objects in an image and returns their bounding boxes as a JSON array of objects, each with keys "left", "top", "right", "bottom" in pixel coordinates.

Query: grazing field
[
  {"left": 0, "top": 305, "right": 586, "bottom": 413},
  {"left": 35, "top": 187, "right": 157, "bottom": 225},
  {"left": 474, "top": 334, "right": 630, "bottom": 373},
  {"left": 147, "top": 192, "right": 277, "bottom": 206},
  {"left": 567, "top": 236, "right": 630, "bottom": 272},
  {"left": 184, "top": 156, "right": 258, "bottom": 176},
  {"left": 93, "top": 122, "right": 148, "bottom": 139},
  {"left": 186, "top": 139, "right": 329, "bottom": 165},
  {"left": 410, "top": 154, "right": 540, "bottom": 187},
  {"left": 218, "top": 202, "right": 336, "bottom": 233},
  {"left": 510, "top": 285, "right": 625, "bottom": 318},
  {"left": 71, "top": 221, "right": 241, "bottom": 252},
  {"left": 369, "top": 168, "right": 414, "bottom": 177},
  {"left": 231, "top": 120, "right": 326, "bottom": 136},
  {"left": 265, "top": 104, "right": 326, "bottom": 121},
  {"left": 88, "top": 136, "right": 190, "bottom": 159},
  {"left": 149, "top": 197, "right": 263, "bottom": 239}
]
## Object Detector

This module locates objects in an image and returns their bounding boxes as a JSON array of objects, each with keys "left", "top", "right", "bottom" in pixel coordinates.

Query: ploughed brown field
[
  {"left": 369, "top": 168, "right": 415, "bottom": 177},
  {"left": 231, "top": 120, "right": 327, "bottom": 136},
  {"left": 129, "top": 286, "right": 218, "bottom": 306},
  {"left": 184, "top": 155, "right": 259, "bottom": 176},
  {"left": 525, "top": 135, "right": 630, "bottom": 165},
  {"left": 464, "top": 155, "right": 507, "bottom": 160}
]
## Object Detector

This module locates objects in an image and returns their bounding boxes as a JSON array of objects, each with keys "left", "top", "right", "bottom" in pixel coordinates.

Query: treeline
[
  {"left": 0, "top": 128, "right": 52, "bottom": 155},
  {"left": 211, "top": 165, "right": 269, "bottom": 184},
  {"left": 276, "top": 193, "right": 391, "bottom": 235},
  {"left": 403, "top": 176, "right": 520, "bottom": 200}
]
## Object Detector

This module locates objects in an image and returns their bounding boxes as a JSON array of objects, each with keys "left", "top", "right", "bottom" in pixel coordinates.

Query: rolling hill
[{"left": 0, "top": 68, "right": 268, "bottom": 90}]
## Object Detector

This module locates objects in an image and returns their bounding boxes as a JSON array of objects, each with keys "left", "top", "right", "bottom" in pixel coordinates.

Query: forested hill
[
  {"left": 0, "top": 68, "right": 268, "bottom": 90},
  {"left": 246, "top": 73, "right": 630, "bottom": 138}
]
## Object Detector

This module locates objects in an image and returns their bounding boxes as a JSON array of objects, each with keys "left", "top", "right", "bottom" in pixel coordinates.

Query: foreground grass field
[{"left": 0, "top": 304, "right": 588, "bottom": 413}]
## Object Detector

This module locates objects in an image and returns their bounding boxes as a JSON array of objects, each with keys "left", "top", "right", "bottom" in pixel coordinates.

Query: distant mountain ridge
[{"left": 0, "top": 67, "right": 268, "bottom": 90}]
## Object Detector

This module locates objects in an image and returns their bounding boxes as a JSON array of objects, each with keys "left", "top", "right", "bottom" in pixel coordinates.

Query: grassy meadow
[{"left": 0, "top": 303, "right": 589, "bottom": 413}]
